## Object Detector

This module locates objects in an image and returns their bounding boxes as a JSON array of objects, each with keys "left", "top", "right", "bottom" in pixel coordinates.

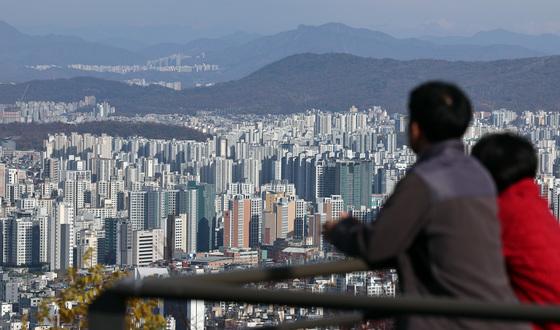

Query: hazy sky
[{"left": 2, "top": 0, "right": 560, "bottom": 38}]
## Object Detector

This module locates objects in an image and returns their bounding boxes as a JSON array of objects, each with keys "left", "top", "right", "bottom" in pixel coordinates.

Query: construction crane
[{"left": 19, "top": 83, "right": 30, "bottom": 102}]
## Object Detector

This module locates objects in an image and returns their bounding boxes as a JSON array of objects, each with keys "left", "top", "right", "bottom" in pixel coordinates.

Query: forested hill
[{"left": 2, "top": 53, "right": 560, "bottom": 114}]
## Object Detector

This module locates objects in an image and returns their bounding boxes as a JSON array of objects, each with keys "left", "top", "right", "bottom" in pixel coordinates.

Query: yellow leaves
[
  {"left": 67, "top": 267, "right": 77, "bottom": 284},
  {"left": 125, "top": 298, "right": 166, "bottom": 329},
  {"left": 81, "top": 248, "right": 94, "bottom": 264},
  {"left": 21, "top": 312, "right": 28, "bottom": 330},
  {"left": 37, "top": 248, "right": 167, "bottom": 329},
  {"left": 37, "top": 302, "right": 50, "bottom": 322}
]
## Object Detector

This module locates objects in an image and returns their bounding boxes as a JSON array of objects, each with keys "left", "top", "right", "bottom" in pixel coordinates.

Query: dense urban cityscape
[
  {"left": 0, "top": 101, "right": 558, "bottom": 328},
  {"left": 2, "top": 0, "right": 560, "bottom": 328}
]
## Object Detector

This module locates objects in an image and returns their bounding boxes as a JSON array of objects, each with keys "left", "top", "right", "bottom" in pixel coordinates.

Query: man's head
[
  {"left": 471, "top": 133, "right": 537, "bottom": 193},
  {"left": 408, "top": 81, "right": 473, "bottom": 153}
]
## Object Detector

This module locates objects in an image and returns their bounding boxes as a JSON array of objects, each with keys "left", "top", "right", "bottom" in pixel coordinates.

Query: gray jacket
[{"left": 329, "top": 139, "right": 528, "bottom": 329}]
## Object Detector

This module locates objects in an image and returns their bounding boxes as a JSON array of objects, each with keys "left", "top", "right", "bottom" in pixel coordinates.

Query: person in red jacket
[{"left": 472, "top": 133, "right": 560, "bottom": 330}]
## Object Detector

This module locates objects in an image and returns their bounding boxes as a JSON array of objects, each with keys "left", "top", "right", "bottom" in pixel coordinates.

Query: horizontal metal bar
[
  {"left": 89, "top": 260, "right": 369, "bottom": 330},
  {"left": 257, "top": 313, "right": 364, "bottom": 330},
  {"left": 109, "top": 279, "right": 560, "bottom": 323},
  {"left": 188, "top": 259, "right": 369, "bottom": 285}
]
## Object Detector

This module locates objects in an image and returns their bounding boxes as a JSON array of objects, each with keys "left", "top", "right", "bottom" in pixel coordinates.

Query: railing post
[{"left": 88, "top": 290, "right": 127, "bottom": 330}]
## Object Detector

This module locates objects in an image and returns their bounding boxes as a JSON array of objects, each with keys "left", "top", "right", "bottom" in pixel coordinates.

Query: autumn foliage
[{"left": 37, "top": 249, "right": 166, "bottom": 329}]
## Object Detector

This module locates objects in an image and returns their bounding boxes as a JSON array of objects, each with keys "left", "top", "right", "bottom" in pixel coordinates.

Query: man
[
  {"left": 473, "top": 133, "right": 560, "bottom": 330},
  {"left": 324, "top": 81, "right": 527, "bottom": 329}
]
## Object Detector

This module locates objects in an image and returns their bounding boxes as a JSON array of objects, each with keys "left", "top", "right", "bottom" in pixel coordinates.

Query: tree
[{"left": 37, "top": 249, "right": 166, "bottom": 329}]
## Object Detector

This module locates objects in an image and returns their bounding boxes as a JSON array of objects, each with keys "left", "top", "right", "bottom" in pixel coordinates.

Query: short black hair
[
  {"left": 471, "top": 133, "right": 537, "bottom": 192},
  {"left": 408, "top": 81, "right": 473, "bottom": 142}
]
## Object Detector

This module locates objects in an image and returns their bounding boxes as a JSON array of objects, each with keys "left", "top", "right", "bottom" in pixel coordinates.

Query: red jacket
[{"left": 499, "top": 179, "right": 560, "bottom": 330}]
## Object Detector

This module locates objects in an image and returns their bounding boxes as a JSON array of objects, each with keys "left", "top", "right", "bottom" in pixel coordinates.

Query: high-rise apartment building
[
  {"left": 75, "top": 229, "right": 97, "bottom": 269},
  {"left": 177, "top": 189, "right": 198, "bottom": 253},
  {"left": 317, "top": 195, "right": 345, "bottom": 222},
  {"left": 249, "top": 198, "right": 262, "bottom": 248},
  {"left": 274, "top": 196, "right": 296, "bottom": 240},
  {"left": 211, "top": 157, "right": 233, "bottom": 194},
  {"left": 8, "top": 217, "right": 33, "bottom": 266},
  {"left": 309, "top": 213, "right": 326, "bottom": 249},
  {"left": 0, "top": 217, "right": 11, "bottom": 265},
  {"left": 145, "top": 190, "right": 162, "bottom": 229},
  {"left": 129, "top": 191, "right": 147, "bottom": 231},
  {"left": 166, "top": 214, "right": 187, "bottom": 259},
  {"left": 335, "top": 160, "right": 373, "bottom": 209},
  {"left": 0, "top": 163, "right": 6, "bottom": 199},
  {"left": 313, "top": 159, "right": 336, "bottom": 201},
  {"left": 132, "top": 228, "right": 164, "bottom": 266},
  {"left": 51, "top": 202, "right": 74, "bottom": 271},
  {"left": 116, "top": 219, "right": 133, "bottom": 266},
  {"left": 223, "top": 195, "right": 251, "bottom": 249}
]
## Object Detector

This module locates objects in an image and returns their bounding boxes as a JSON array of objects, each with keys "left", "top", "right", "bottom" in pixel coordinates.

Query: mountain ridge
[
  {"left": 203, "top": 23, "right": 545, "bottom": 80},
  {"left": 423, "top": 29, "right": 560, "bottom": 54},
  {"left": 0, "top": 21, "right": 549, "bottom": 84},
  {"left": 0, "top": 20, "right": 145, "bottom": 65},
  {"left": 2, "top": 53, "right": 560, "bottom": 114}
]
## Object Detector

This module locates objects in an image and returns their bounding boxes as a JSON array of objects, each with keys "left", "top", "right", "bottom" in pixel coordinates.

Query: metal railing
[{"left": 88, "top": 259, "right": 560, "bottom": 329}]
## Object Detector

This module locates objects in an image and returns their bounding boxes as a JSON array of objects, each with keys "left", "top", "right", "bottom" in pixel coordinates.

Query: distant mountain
[
  {"left": 2, "top": 54, "right": 560, "bottom": 114},
  {"left": 424, "top": 29, "right": 560, "bottom": 55},
  {"left": 19, "top": 24, "right": 223, "bottom": 48},
  {"left": 0, "top": 21, "right": 548, "bottom": 85},
  {"left": 0, "top": 21, "right": 145, "bottom": 65},
  {"left": 203, "top": 23, "right": 544, "bottom": 79},
  {"left": 138, "top": 31, "right": 261, "bottom": 59},
  {"left": 96, "top": 37, "right": 150, "bottom": 52}
]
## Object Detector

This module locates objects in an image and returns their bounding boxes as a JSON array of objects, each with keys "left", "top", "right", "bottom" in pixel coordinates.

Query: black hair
[
  {"left": 471, "top": 133, "right": 537, "bottom": 192},
  {"left": 408, "top": 81, "right": 473, "bottom": 142}
]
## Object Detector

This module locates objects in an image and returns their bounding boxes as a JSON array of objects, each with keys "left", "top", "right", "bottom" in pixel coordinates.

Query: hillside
[
  {"left": 0, "top": 121, "right": 209, "bottom": 150},
  {"left": 0, "top": 77, "right": 187, "bottom": 114},
  {"left": 180, "top": 53, "right": 560, "bottom": 113},
  {"left": 0, "top": 21, "right": 145, "bottom": 65},
  {"left": 2, "top": 53, "right": 560, "bottom": 114}
]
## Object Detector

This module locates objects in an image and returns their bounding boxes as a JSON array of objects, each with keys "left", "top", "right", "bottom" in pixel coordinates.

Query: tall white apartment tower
[
  {"left": 9, "top": 218, "right": 33, "bottom": 266},
  {"left": 213, "top": 157, "right": 233, "bottom": 194},
  {"left": 129, "top": 191, "right": 147, "bottom": 231},
  {"left": 76, "top": 229, "right": 98, "bottom": 269},
  {"left": 185, "top": 190, "right": 198, "bottom": 254},
  {"left": 52, "top": 202, "right": 74, "bottom": 271},
  {"left": 132, "top": 228, "right": 164, "bottom": 266}
]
